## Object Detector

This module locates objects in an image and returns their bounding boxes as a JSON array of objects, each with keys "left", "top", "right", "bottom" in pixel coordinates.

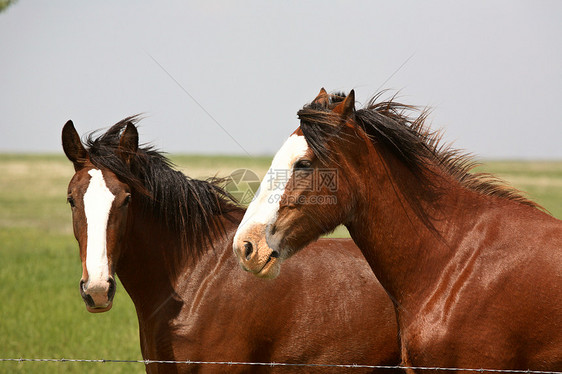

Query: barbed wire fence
[{"left": 1, "top": 358, "right": 561, "bottom": 373}]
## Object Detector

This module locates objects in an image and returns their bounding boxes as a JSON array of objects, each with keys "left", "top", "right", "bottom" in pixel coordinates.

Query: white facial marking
[
  {"left": 83, "top": 169, "right": 115, "bottom": 289},
  {"left": 234, "top": 134, "right": 308, "bottom": 241}
]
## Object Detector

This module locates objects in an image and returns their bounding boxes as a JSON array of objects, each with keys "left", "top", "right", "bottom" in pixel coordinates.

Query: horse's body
[
  {"left": 347, "top": 165, "right": 562, "bottom": 370},
  {"left": 123, "top": 214, "right": 399, "bottom": 373},
  {"left": 62, "top": 117, "right": 400, "bottom": 373},
  {"left": 233, "top": 89, "right": 562, "bottom": 371}
]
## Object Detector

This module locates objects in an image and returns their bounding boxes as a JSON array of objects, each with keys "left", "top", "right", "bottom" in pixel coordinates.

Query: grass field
[{"left": 0, "top": 154, "right": 561, "bottom": 373}]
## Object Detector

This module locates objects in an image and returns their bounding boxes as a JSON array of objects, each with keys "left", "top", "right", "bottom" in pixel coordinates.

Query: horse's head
[
  {"left": 62, "top": 120, "right": 138, "bottom": 312},
  {"left": 233, "top": 89, "right": 362, "bottom": 278}
]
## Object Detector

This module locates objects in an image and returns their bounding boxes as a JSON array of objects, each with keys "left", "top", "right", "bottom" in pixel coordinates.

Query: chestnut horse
[
  {"left": 233, "top": 89, "right": 562, "bottom": 371},
  {"left": 62, "top": 116, "right": 400, "bottom": 373}
]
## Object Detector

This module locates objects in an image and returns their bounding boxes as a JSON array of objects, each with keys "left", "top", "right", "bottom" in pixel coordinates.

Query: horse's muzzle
[
  {"left": 233, "top": 235, "right": 282, "bottom": 279},
  {"left": 80, "top": 277, "right": 116, "bottom": 313}
]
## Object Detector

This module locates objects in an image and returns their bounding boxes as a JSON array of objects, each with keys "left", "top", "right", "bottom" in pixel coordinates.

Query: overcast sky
[{"left": 1, "top": 1, "right": 560, "bottom": 159}]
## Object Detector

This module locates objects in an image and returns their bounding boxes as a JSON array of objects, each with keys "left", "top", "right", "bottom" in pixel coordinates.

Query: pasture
[{"left": 0, "top": 154, "right": 561, "bottom": 373}]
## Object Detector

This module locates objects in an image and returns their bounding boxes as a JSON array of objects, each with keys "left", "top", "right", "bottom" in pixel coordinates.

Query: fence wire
[{"left": 1, "top": 358, "right": 561, "bottom": 373}]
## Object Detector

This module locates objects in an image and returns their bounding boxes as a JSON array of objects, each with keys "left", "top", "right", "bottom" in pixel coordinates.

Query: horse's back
[
  {"left": 168, "top": 235, "right": 400, "bottom": 373},
  {"left": 254, "top": 237, "right": 400, "bottom": 371}
]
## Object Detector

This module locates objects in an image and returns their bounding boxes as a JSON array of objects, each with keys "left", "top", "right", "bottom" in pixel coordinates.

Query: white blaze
[
  {"left": 234, "top": 134, "right": 308, "bottom": 241},
  {"left": 83, "top": 169, "right": 115, "bottom": 289}
]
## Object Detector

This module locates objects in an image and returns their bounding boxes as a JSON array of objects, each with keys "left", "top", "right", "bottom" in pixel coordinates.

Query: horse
[
  {"left": 233, "top": 89, "right": 562, "bottom": 371},
  {"left": 62, "top": 116, "right": 401, "bottom": 373}
]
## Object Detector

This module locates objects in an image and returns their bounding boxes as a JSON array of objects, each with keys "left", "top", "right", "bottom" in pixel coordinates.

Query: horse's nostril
[
  {"left": 244, "top": 241, "right": 253, "bottom": 260},
  {"left": 79, "top": 279, "right": 88, "bottom": 297},
  {"left": 107, "top": 277, "right": 116, "bottom": 301},
  {"left": 79, "top": 280, "right": 95, "bottom": 307},
  {"left": 270, "top": 251, "right": 279, "bottom": 258}
]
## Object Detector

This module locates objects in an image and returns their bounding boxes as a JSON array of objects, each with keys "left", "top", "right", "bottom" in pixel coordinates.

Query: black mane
[
  {"left": 84, "top": 116, "right": 242, "bottom": 267},
  {"left": 297, "top": 91, "right": 541, "bottom": 224}
]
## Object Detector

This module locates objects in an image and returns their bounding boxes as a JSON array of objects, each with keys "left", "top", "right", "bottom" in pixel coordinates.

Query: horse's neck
[
  {"left": 116, "top": 206, "right": 241, "bottom": 322},
  {"left": 346, "top": 152, "right": 480, "bottom": 309},
  {"left": 116, "top": 212, "right": 179, "bottom": 320}
]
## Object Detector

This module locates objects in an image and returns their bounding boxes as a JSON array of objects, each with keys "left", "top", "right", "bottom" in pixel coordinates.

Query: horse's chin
[
  {"left": 256, "top": 257, "right": 282, "bottom": 279},
  {"left": 86, "top": 303, "right": 113, "bottom": 313}
]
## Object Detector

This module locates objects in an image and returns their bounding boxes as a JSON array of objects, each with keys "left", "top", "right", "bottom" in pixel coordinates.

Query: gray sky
[{"left": 1, "top": 1, "right": 561, "bottom": 159}]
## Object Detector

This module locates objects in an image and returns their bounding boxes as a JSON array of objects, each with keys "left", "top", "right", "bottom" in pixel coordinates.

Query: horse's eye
[
  {"left": 67, "top": 196, "right": 76, "bottom": 208},
  {"left": 294, "top": 159, "right": 312, "bottom": 170},
  {"left": 123, "top": 194, "right": 131, "bottom": 206}
]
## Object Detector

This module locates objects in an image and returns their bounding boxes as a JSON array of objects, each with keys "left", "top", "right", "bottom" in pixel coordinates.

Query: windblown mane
[
  {"left": 298, "top": 92, "right": 541, "bottom": 218},
  {"left": 84, "top": 116, "right": 242, "bottom": 268}
]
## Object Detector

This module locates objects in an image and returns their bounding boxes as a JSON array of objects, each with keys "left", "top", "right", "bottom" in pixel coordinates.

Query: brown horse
[
  {"left": 62, "top": 116, "right": 400, "bottom": 373},
  {"left": 233, "top": 89, "right": 562, "bottom": 371}
]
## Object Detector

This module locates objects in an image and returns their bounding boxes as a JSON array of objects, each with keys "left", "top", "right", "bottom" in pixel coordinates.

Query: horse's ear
[
  {"left": 312, "top": 87, "right": 330, "bottom": 106},
  {"left": 62, "top": 120, "right": 87, "bottom": 171},
  {"left": 333, "top": 89, "right": 355, "bottom": 118},
  {"left": 118, "top": 123, "right": 138, "bottom": 164}
]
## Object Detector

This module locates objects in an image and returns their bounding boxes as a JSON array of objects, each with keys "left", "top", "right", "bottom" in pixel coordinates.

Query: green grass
[
  {"left": 0, "top": 154, "right": 560, "bottom": 373},
  {"left": 0, "top": 155, "right": 141, "bottom": 373}
]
